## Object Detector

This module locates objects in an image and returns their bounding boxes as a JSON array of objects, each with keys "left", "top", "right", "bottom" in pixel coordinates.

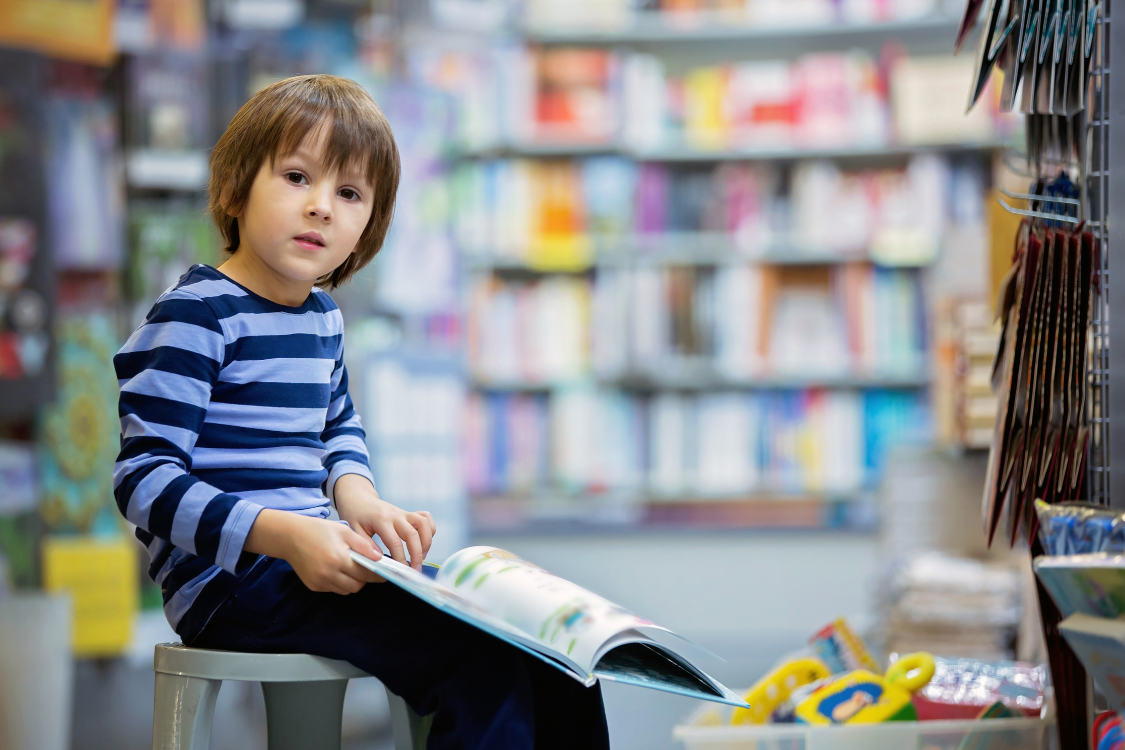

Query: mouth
[{"left": 293, "top": 232, "right": 326, "bottom": 250}]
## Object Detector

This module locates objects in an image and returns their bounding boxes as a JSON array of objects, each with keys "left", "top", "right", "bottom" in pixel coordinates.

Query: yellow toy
[
  {"left": 795, "top": 652, "right": 936, "bottom": 725},
  {"left": 731, "top": 658, "right": 831, "bottom": 725}
]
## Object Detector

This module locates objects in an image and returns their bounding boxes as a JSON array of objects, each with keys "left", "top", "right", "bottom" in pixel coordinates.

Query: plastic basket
[{"left": 673, "top": 704, "right": 1054, "bottom": 750}]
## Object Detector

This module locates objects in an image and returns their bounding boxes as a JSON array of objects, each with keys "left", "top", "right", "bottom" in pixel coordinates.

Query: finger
[
  {"left": 311, "top": 573, "right": 353, "bottom": 596},
  {"left": 416, "top": 510, "right": 437, "bottom": 537},
  {"left": 329, "top": 571, "right": 365, "bottom": 595},
  {"left": 340, "top": 532, "right": 385, "bottom": 582},
  {"left": 375, "top": 521, "right": 407, "bottom": 565},
  {"left": 409, "top": 513, "right": 434, "bottom": 558},
  {"left": 343, "top": 527, "right": 382, "bottom": 561},
  {"left": 395, "top": 517, "right": 424, "bottom": 570},
  {"left": 344, "top": 559, "right": 385, "bottom": 584}
]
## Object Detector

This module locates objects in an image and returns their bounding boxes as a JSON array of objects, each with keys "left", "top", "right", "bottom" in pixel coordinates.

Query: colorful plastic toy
[
  {"left": 795, "top": 652, "right": 936, "bottom": 725},
  {"left": 731, "top": 657, "right": 831, "bottom": 725}
]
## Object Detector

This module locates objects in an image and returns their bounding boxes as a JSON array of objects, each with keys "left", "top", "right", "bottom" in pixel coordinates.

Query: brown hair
[{"left": 207, "top": 74, "right": 400, "bottom": 289}]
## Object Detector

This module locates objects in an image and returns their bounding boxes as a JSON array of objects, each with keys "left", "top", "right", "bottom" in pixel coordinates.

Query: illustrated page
[{"left": 436, "top": 546, "right": 667, "bottom": 673}]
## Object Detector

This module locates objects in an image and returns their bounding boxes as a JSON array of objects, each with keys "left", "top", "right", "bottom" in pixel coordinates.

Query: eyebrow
[{"left": 280, "top": 149, "right": 372, "bottom": 189}]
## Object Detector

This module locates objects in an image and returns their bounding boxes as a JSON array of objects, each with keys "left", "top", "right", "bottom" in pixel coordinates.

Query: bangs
[{"left": 270, "top": 82, "right": 394, "bottom": 188}]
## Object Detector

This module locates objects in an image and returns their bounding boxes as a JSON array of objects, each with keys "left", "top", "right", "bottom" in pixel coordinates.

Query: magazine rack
[{"left": 979, "top": 2, "right": 1118, "bottom": 748}]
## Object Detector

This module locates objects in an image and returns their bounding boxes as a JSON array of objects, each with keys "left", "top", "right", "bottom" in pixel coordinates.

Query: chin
[{"left": 276, "top": 257, "right": 340, "bottom": 284}]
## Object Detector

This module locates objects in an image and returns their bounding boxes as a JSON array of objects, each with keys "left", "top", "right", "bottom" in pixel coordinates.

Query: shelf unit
[{"left": 458, "top": 10, "right": 1002, "bottom": 535}]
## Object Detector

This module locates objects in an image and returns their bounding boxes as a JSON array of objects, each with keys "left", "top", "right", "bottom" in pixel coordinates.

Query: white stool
[{"left": 152, "top": 642, "right": 429, "bottom": 750}]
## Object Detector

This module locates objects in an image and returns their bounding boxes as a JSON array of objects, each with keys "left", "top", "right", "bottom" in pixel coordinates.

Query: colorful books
[
  {"left": 464, "top": 386, "right": 928, "bottom": 498},
  {"left": 533, "top": 48, "right": 619, "bottom": 144},
  {"left": 468, "top": 274, "right": 590, "bottom": 385},
  {"left": 452, "top": 155, "right": 980, "bottom": 262}
]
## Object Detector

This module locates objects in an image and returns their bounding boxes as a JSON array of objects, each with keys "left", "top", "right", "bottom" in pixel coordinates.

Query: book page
[
  {"left": 435, "top": 546, "right": 668, "bottom": 674},
  {"left": 349, "top": 551, "right": 595, "bottom": 685}
]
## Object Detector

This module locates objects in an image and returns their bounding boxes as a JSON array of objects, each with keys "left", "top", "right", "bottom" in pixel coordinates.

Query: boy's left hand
[{"left": 333, "top": 473, "right": 436, "bottom": 573}]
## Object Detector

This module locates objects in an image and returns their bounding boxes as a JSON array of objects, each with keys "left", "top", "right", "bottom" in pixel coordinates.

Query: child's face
[{"left": 235, "top": 123, "right": 375, "bottom": 286}]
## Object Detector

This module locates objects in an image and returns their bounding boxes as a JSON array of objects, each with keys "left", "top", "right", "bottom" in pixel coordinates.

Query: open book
[{"left": 349, "top": 546, "right": 748, "bottom": 707}]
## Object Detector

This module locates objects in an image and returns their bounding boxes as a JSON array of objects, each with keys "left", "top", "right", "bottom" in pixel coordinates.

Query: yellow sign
[
  {"left": 0, "top": 0, "right": 117, "bottom": 66},
  {"left": 42, "top": 535, "right": 138, "bottom": 657}
]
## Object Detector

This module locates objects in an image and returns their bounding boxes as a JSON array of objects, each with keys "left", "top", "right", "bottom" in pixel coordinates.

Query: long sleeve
[
  {"left": 321, "top": 342, "right": 374, "bottom": 503},
  {"left": 113, "top": 290, "right": 264, "bottom": 575}
]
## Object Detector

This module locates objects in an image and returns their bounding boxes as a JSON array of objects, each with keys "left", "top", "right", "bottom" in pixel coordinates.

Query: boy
[{"left": 114, "top": 75, "right": 609, "bottom": 749}]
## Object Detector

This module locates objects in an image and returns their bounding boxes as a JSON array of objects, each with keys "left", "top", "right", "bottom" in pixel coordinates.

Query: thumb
[{"left": 344, "top": 527, "right": 382, "bottom": 561}]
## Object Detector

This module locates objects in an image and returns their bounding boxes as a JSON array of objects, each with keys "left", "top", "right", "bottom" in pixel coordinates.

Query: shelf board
[
  {"left": 464, "top": 236, "right": 933, "bottom": 272},
  {"left": 612, "top": 368, "right": 930, "bottom": 390},
  {"left": 521, "top": 13, "right": 960, "bottom": 45},
  {"left": 471, "top": 369, "right": 930, "bottom": 392},
  {"left": 470, "top": 493, "right": 875, "bottom": 535},
  {"left": 456, "top": 138, "right": 1012, "bottom": 163}
]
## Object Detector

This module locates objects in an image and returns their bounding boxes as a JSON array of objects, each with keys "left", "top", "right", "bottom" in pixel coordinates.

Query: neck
[{"left": 217, "top": 247, "right": 313, "bottom": 307}]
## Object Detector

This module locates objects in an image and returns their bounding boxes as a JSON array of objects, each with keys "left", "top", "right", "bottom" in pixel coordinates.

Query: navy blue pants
[{"left": 189, "top": 557, "right": 610, "bottom": 750}]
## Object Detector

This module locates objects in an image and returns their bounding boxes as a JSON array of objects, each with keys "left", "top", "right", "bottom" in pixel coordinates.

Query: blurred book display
[
  {"left": 443, "top": 40, "right": 1016, "bottom": 156},
  {"left": 883, "top": 553, "right": 1022, "bottom": 661},
  {"left": 454, "top": 154, "right": 979, "bottom": 267},
  {"left": 436, "top": 0, "right": 1022, "bottom": 533}
]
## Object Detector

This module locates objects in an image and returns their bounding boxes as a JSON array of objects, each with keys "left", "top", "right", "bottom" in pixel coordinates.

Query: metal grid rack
[{"left": 1088, "top": 1, "right": 1112, "bottom": 507}]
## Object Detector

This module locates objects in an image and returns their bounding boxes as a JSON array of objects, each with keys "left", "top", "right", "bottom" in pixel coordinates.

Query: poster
[
  {"left": 42, "top": 535, "right": 138, "bottom": 657},
  {"left": 38, "top": 315, "right": 120, "bottom": 535},
  {"left": 0, "top": 0, "right": 117, "bottom": 66}
]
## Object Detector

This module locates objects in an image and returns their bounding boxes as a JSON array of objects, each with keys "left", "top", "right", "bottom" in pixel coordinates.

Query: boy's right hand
[{"left": 245, "top": 509, "right": 385, "bottom": 594}]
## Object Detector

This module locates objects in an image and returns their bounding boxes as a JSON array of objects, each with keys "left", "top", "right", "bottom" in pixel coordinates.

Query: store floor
[{"left": 72, "top": 530, "right": 877, "bottom": 750}]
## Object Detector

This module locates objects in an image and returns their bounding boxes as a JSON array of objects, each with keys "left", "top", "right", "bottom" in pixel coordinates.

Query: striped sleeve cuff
[
  {"left": 215, "top": 499, "right": 267, "bottom": 574},
  {"left": 326, "top": 461, "right": 376, "bottom": 504}
]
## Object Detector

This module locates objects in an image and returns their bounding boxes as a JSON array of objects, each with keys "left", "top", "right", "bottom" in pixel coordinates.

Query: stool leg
[
  {"left": 261, "top": 679, "right": 349, "bottom": 750},
  {"left": 152, "top": 672, "right": 222, "bottom": 750},
  {"left": 385, "top": 688, "right": 430, "bottom": 750}
]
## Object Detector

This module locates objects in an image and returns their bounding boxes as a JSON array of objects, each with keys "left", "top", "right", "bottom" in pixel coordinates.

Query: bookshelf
[{"left": 453, "top": 7, "right": 1000, "bottom": 535}]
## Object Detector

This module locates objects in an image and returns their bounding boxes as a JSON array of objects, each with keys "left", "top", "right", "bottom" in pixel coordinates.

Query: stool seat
[
  {"left": 154, "top": 642, "right": 368, "bottom": 682},
  {"left": 151, "top": 642, "right": 427, "bottom": 750}
]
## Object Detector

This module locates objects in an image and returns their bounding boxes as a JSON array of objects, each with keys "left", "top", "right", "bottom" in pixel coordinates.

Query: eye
[
  {"left": 285, "top": 171, "right": 307, "bottom": 185},
  {"left": 339, "top": 187, "right": 360, "bottom": 201}
]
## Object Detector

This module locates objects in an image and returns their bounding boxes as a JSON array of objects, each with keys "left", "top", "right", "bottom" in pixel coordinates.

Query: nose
[{"left": 306, "top": 183, "right": 333, "bottom": 222}]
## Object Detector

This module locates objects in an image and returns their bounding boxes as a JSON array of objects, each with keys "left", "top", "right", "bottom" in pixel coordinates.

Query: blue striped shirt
[{"left": 113, "top": 264, "right": 373, "bottom": 639}]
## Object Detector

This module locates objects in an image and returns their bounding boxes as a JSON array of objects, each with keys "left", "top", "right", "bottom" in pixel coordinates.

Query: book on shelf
[
  {"left": 438, "top": 41, "right": 1013, "bottom": 155},
  {"left": 619, "top": 48, "right": 1008, "bottom": 153},
  {"left": 349, "top": 546, "right": 748, "bottom": 707},
  {"left": 889, "top": 55, "right": 998, "bottom": 146},
  {"left": 464, "top": 386, "right": 929, "bottom": 498},
  {"left": 452, "top": 154, "right": 982, "bottom": 266},
  {"left": 532, "top": 47, "right": 619, "bottom": 144},
  {"left": 468, "top": 274, "right": 590, "bottom": 385},
  {"left": 468, "top": 260, "right": 927, "bottom": 385}
]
